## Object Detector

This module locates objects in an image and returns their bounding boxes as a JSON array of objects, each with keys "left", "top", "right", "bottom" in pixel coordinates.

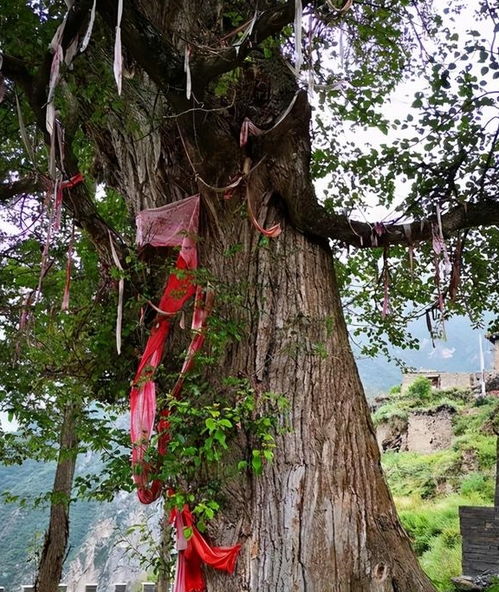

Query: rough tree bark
[{"left": 34, "top": 403, "right": 79, "bottom": 592}]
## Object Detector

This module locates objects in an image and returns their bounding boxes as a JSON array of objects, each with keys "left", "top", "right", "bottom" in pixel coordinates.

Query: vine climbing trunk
[{"left": 34, "top": 403, "right": 79, "bottom": 592}]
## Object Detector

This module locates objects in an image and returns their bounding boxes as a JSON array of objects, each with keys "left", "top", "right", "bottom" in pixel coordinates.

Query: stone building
[
  {"left": 401, "top": 333, "right": 499, "bottom": 394},
  {"left": 401, "top": 370, "right": 489, "bottom": 393}
]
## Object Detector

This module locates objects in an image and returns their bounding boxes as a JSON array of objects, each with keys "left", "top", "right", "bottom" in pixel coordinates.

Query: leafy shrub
[
  {"left": 459, "top": 472, "right": 494, "bottom": 499},
  {"left": 407, "top": 377, "right": 433, "bottom": 405},
  {"left": 438, "top": 387, "right": 473, "bottom": 403},
  {"left": 425, "top": 398, "right": 460, "bottom": 412},
  {"left": 453, "top": 433, "right": 496, "bottom": 471},
  {"left": 383, "top": 450, "right": 461, "bottom": 498},
  {"left": 453, "top": 397, "right": 499, "bottom": 435},
  {"left": 389, "top": 384, "right": 402, "bottom": 396},
  {"left": 372, "top": 403, "right": 409, "bottom": 426},
  {"left": 485, "top": 577, "right": 499, "bottom": 592}
]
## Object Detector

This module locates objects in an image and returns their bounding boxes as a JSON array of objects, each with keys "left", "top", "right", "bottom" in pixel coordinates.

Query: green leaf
[
  {"left": 252, "top": 455, "right": 263, "bottom": 474},
  {"left": 205, "top": 418, "right": 217, "bottom": 432}
]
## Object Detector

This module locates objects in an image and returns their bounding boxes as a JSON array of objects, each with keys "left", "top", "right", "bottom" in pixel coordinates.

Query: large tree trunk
[
  {"left": 35, "top": 404, "right": 79, "bottom": 592},
  {"left": 197, "top": 197, "right": 433, "bottom": 592},
  {"left": 82, "top": 3, "right": 435, "bottom": 590}
]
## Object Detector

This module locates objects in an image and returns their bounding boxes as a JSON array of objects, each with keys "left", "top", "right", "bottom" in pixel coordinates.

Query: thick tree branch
[
  {"left": 0, "top": 177, "right": 43, "bottom": 202},
  {"left": 191, "top": 2, "right": 296, "bottom": 86},
  {"left": 96, "top": 0, "right": 184, "bottom": 96},
  {"left": 260, "top": 91, "right": 499, "bottom": 249},
  {"left": 1, "top": 54, "right": 35, "bottom": 98},
  {"left": 293, "top": 198, "right": 499, "bottom": 248},
  {"left": 96, "top": 0, "right": 296, "bottom": 100}
]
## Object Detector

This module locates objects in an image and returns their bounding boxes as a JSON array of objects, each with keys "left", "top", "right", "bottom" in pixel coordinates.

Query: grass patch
[
  {"left": 383, "top": 450, "right": 462, "bottom": 498},
  {"left": 375, "top": 380, "right": 499, "bottom": 591},
  {"left": 395, "top": 493, "right": 491, "bottom": 592}
]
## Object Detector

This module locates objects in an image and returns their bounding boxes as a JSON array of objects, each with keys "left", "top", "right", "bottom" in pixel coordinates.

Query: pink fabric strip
[
  {"left": 132, "top": 195, "right": 242, "bottom": 592},
  {"left": 131, "top": 196, "right": 200, "bottom": 499}
]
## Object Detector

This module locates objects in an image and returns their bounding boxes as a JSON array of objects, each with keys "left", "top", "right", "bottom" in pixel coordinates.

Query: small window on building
[{"left": 429, "top": 375, "right": 440, "bottom": 389}]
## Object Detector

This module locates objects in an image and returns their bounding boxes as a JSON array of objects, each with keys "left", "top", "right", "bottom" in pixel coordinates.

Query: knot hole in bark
[{"left": 373, "top": 562, "right": 389, "bottom": 581}]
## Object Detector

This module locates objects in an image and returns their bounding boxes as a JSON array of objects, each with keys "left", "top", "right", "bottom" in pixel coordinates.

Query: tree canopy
[
  {"left": 0, "top": 1, "right": 498, "bottom": 590},
  {"left": 1, "top": 1, "right": 498, "bottom": 357}
]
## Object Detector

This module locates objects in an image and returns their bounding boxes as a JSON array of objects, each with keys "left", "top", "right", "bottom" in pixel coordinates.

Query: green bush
[
  {"left": 372, "top": 403, "right": 409, "bottom": 426},
  {"left": 399, "top": 509, "right": 437, "bottom": 554},
  {"left": 485, "top": 577, "right": 499, "bottom": 592},
  {"left": 453, "top": 433, "right": 496, "bottom": 471},
  {"left": 389, "top": 384, "right": 402, "bottom": 396},
  {"left": 425, "top": 398, "right": 460, "bottom": 412},
  {"left": 383, "top": 450, "right": 461, "bottom": 498},
  {"left": 407, "top": 377, "right": 433, "bottom": 405},
  {"left": 459, "top": 472, "right": 494, "bottom": 499},
  {"left": 438, "top": 387, "right": 473, "bottom": 403},
  {"left": 453, "top": 397, "right": 499, "bottom": 436}
]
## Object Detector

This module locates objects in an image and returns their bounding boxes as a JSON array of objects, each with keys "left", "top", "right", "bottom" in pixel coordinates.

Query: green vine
[{"left": 140, "top": 376, "right": 289, "bottom": 530}]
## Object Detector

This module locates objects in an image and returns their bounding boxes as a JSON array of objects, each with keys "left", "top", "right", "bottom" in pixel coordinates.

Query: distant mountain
[
  {"left": 0, "top": 453, "right": 155, "bottom": 592},
  {"left": 356, "top": 315, "right": 494, "bottom": 396}
]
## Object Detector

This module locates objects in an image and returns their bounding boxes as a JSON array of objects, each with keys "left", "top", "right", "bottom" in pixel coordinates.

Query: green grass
[
  {"left": 383, "top": 450, "right": 463, "bottom": 498},
  {"left": 377, "top": 383, "right": 499, "bottom": 591},
  {"left": 394, "top": 493, "right": 491, "bottom": 591}
]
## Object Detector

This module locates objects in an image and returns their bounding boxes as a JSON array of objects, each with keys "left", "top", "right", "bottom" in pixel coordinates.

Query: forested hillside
[{"left": 0, "top": 454, "right": 152, "bottom": 592}]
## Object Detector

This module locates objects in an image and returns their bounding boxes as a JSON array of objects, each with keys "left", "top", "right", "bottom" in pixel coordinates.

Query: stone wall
[
  {"left": 401, "top": 371, "right": 493, "bottom": 394},
  {"left": 406, "top": 408, "right": 455, "bottom": 453},
  {"left": 376, "top": 406, "right": 455, "bottom": 453}
]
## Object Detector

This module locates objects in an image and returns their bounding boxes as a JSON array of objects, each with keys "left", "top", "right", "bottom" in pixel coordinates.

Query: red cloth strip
[
  {"left": 131, "top": 195, "right": 240, "bottom": 592},
  {"left": 131, "top": 197, "right": 200, "bottom": 499},
  {"left": 54, "top": 173, "right": 84, "bottom": 231},
  {"left": 171, "top": 506, "right": 241, "bottom": 592}
]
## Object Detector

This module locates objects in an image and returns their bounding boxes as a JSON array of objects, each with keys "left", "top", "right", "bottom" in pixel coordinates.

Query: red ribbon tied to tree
[
  {"left": 171, "top": 506, "right": 241, "bottom": 592},
  {"left": 132, "top": 194, "right": 200, "bottom": 501},
  {"left": 133, "top": 194, "right": 241, "bottom": 592}
]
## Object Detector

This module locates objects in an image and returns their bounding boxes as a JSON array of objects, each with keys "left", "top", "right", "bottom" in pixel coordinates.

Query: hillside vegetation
[{"left": 374, "top": 377, "right": 499, "bottom": 591}]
